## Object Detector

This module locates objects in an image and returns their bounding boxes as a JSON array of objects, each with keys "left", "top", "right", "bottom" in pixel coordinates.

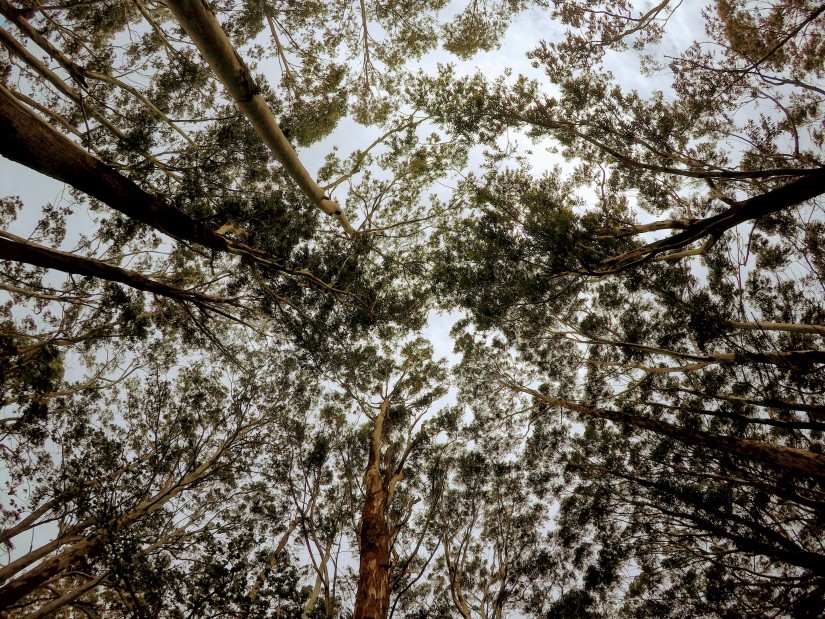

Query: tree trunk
[
  {"left": 354, "top": 403, "right": 391, "bottom": 619},
  {"left": 164, "top": 0, "right": 356, "bottom": 236},
  {"left": 0, "top": 428, "right": 247, "bottom": 608},
  {"left": 518, "top": 386, "right": 825, "bottom": 479},
  {"left": 0, "top": 84, "right": 231, "bottom": 252}
]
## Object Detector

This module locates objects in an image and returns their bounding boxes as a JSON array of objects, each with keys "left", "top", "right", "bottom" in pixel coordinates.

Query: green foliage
[{"left": 2, "top": 0, "right": 825, "bottom": 616}]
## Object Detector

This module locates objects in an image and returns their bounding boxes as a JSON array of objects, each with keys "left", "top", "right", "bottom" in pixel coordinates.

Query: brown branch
[
  {"left": 0, "top": 27, "right": 181, "bottom": 180},
  {"left": 0, "top": 0, "right": 196, "bottom": 146},
  {"left": 0, "top": 83, "right": 228, "bottom": 252},
  {"left": 589, "top": 166, "right": 825, "bottom": 273},
  {"left": 508, "top": 110, "right": 816, "bottom": 180},
  {"left": 514, "top": 384, "right": 825, "bottom": 479},
  {"left": 0, "top": 231, "right": 233, "bottom": 308},
  {"left": 0, "top": 423, "right": 254, "bottom": 608}
]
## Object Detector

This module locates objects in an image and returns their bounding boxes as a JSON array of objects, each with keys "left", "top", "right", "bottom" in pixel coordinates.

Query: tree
[
  {"left": 422, "top": 0, "right": 825, "bottom": 613},
  {"left": 2, "top": 0, "right": 825, "bottom": 616}
]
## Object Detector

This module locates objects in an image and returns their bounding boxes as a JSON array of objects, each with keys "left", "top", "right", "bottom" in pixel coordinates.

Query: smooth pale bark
[
  {"left": 354, "top": 400, "right": 392, "bottom": 619},
  {"left": 165, "top": 0, "right": 356, "bottom": 237},
  {"left": 302, "top": 541, "right": 333, "bottom": 619},
  {"left": 516, "top": 386, "right": 825, "bottom": 479},
  {"left": 0, "top": 232, "right": 231, "bottom": 307},
  {"left": 442, "top": 536, "right": 473, "bottom": 619},
  {"left": 727, "top": 320, "right": 825, "bottom": 335},
  {"left": 594, "top": 218, "right": 699, "bottom": 237},
  {"left": 576, "top": 329, "right": 825, "bottom": 370}
]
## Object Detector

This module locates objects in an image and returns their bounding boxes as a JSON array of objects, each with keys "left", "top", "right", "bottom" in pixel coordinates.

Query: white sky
[
  {"left": 0, "top": 0, "right": 715, "bottom": 447},
  {"left": 1, "top": 2, "right": 720, "bottom": 607}
]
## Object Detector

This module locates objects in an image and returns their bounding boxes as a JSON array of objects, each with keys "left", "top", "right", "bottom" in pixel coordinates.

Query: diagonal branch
[
  {"left": 0, "top": 26, "right": 181, "bottom": 179},
  {"left": 0, "top": 231, "right": 235, "bottom": 308},
  {"left": 0, "top": 0, "right": 197, "bottom": 147},
  {"left": 512, "top": 383, "right": 825, "bottom": 479},
  {"left": 165, "top": 0, "right": 356, "bottom": 236},
  {"left": 574, "top": 166, "right": 825, "bottom": 275}
]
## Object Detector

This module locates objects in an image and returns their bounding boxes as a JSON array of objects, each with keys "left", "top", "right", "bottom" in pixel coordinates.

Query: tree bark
[
  {"left": 589, "top": 465, "right": 825, "bottom": 575},
  {"left": 664, "top": 388, "right": 825, "bottom": 417},
  {"left": 0, "top": 28, "right": 179, "bottom": 178},
  {"left": 354, "top": 401, "right": 391, "bottom": 619},
  {"left": 245, "top": 518, "right": 299, "bottom": 616},
  {"left": 164, "top": 0, "right": 356, "bottom": 236},
  {"left": 516, "top": 386, "right": 825, "bottom": 479},
  {"left": 0, "top": 84, "right": 231, "bottom": 253},
  {"left": 594, "top": 166, "right": 825, "bottom": 271},
  {"left": 0, "top": 233, "right": 231, "bottom": 307}
]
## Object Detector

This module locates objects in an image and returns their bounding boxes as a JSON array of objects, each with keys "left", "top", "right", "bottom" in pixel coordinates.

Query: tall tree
[
  {"left": 420, "top": 0, "right": 825, "bottom": 613},
  {"left": 3, "top": 0, "right": 825, "bottom": 616}
]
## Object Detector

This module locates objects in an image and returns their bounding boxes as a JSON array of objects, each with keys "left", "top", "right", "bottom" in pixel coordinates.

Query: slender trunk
[
  {"left": 594, "top": 218, "right": 698, "bottom": 237},
  {"left": 442, "top": 538, "right": 473, "bottom": 619},
  {"left": 662, "top": 387, "right": 825, "bottom": 416},
  {"left": 302, "top": 541, "right": 332, "bottom": 619},
  {"left": 517, "top": 386, "right": 825, "bottom": 479},
  {"left": 22, "top": 572, "right": 108, "bottom": 619},
  {"left": 582, "top": 463, "right": 825, "bottom": 575},
  {"left": 0, "top": 428, "right": 247, "bottom": 608},
  {"left": 0, "top": 0, "right": 194, "bottom": 147},
  {"left": 354, "top": 403, "right": 391, "bottom": 619},
  {"left": 246, "top": 519, "right": 299, "bottom": 617},
  {"left": 727, "top": 320, "right": 825, "bottom": 335},
  {"left": 578, "top": 329, "right": 825, "bottom": 369},
  {"left": 0, "top": 28, "right": 179, "bottom": 179},
  {"left": 164, "top": 0, "right": 356, "bottom": 236}
]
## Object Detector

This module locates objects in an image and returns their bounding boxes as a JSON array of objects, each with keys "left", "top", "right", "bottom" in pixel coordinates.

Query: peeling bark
[{"left": 354, "top": 400, "right": 391, "bottom": 619}]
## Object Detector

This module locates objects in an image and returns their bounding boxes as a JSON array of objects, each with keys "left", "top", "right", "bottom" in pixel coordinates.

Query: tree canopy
[{"left": 1, "top": 0, "right": 824, "bottom": 617}]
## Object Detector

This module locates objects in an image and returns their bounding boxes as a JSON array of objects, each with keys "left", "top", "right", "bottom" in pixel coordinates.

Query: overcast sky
[{"left": 0, "top": 0, "right": 710, "bottom": 366}]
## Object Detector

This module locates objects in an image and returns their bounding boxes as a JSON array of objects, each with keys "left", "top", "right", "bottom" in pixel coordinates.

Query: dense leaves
[{"left": 2, "top": 0, "right": 824, "bottom": 617}]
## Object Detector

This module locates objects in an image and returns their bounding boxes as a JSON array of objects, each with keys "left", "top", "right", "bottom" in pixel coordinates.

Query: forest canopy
[{"left": 1, "top": 0, "right": 824, "bottom": 617}]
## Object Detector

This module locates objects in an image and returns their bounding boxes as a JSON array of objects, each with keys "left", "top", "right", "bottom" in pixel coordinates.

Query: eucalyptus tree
[
  {"left": 0, "top": 331, "right": 322, "bottom": 617},
  {"left": 0, "top": 4, "right": 504, "bottom": 616},
  {"left": 5, "top": 0, "right": 824, "bottom": 616},
  {"left": 0, "top": 0, "right": 481, "bottom": 617},
  {"left": 318, "top": 336, "right": 447, "bottom": 619},
  {"left": 416, "top": 0, "right": 825, "bottom": 613}
]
